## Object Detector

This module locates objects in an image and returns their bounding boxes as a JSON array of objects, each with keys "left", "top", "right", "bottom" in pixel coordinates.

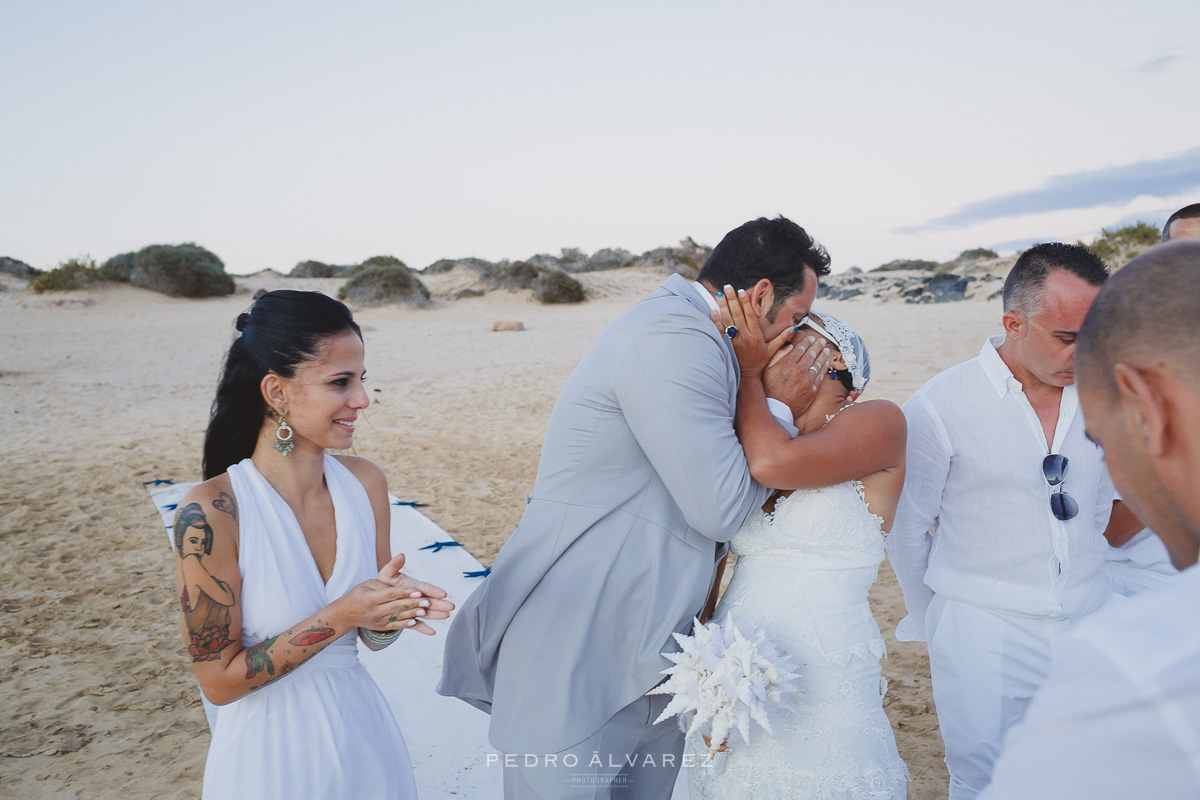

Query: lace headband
[{"left": 800, "top": 311, "right": 871, "bottom": 392}]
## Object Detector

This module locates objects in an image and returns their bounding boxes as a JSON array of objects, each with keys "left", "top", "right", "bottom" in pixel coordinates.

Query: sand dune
[{"left": 0, "top": 269, "right": 1004, "bottom": 799}]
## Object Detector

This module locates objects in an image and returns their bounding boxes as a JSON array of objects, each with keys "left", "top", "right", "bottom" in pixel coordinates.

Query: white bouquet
[{"left": 648, "top": 614, "right": 800, "bottom": 758}]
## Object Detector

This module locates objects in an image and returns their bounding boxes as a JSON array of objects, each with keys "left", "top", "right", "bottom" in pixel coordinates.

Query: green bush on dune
[
  {"left": 338, "top": 257, "right": 430, "bottom": 307},
  {"left": 30, "top": 246, "right": 235, "bottom": 297},
  {"left": 29, "top": 256, "right": 106, "bottom": 292},
  {"left": 289, "top": 260, "right": 353, "bottom": 278},
  {"left": 129, "top": 243, "right": 235, "bottom": 298},
  {"left": 1, "top": 257, "right": 40, "bottom": 279},
  {"left": 99, "top": 251, "right": 136, "bottom": 282},
  {"left": 353, "top": 255, "right": 408, "bottom": 274},
  {"left": 871, "top": 258, "right": 940, "bottom": 272},
  {"left": 531, "top": 269, "right": 586, "bottom": 304},
  {"left": 1079, "top": 222, "right": 1161, "bottom": 269}
]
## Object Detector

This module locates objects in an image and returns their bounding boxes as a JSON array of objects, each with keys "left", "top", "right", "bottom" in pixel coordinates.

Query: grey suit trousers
[{"left": 502, "top": 693, "right": 685, "bottom": 800}]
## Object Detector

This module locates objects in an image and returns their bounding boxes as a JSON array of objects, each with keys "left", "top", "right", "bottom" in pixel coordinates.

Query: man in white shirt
[
  {"left": 887, "top": 242, "right": 1116, "bottom": 799},
  {"left": 1100, "top": 204, "right": 1200, "bottom": 595},
  {"left": 983, "top": 239, "right": 1200, "bottom": 799}
]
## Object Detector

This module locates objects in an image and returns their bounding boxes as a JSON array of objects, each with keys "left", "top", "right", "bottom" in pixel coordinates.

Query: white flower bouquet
[{"left": 648, "top": 614, "right": 800, "bottom": 758}]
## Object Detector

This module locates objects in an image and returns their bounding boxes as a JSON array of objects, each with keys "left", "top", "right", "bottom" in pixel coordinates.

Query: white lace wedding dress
[{"left": 687, "top": 481, "right": 909, "bottom": 800}]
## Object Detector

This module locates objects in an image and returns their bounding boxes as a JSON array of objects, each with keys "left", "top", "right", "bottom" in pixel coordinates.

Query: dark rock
[{"left": 925, "top": 273, "right": 974, "bottom": 303}]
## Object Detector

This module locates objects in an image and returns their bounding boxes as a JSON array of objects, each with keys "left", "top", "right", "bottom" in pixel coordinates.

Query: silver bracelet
[{"left": 358, "top": 626, "right": 402, "bottom": 645}]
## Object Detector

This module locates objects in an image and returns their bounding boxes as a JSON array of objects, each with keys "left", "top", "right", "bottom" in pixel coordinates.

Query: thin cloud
[
  {"left": 1130, "top": 51, "right": 1183, "bottom": 76},
  {"left": 1103, "top": 209, "right": 1176, "bottom": 230},
  {"left": 989, "top": 237, "right": 1048, "bottom": 254},
  {"left": 902, "top": 148, "right": 1200, "bottom": 233}
]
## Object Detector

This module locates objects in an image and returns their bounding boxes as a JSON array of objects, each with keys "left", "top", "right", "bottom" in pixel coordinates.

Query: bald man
[
  {"left": 1162, "top": 203, "right": 1200, "bottom": 242},
  {"left": 983, "top": 240, "right": 1200, "bottom": 798},
  {"left": 1103, "top": 207, "right": 1200, "bottom": 595}
]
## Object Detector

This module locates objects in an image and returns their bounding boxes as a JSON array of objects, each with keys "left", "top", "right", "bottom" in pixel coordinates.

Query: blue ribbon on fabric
[
  {"left": 463, "top": 568, "right": 491, "bottom": 578},
  {"left": 419, "top": 541, "right": 463, "bottom": 553},
  {"left": 161, "top": 503, "right": 178, "bottom": 512},
  {"left": 143, "top": 478, "right": 175, "bottom": 486},
  {"left": 391, "top": 499, "right": 428, "bottom": 508}
]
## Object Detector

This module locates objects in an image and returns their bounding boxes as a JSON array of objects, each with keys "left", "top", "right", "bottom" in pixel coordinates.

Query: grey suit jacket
[{"left": 437, "top": 273, "right": 771, "bottom": 754}]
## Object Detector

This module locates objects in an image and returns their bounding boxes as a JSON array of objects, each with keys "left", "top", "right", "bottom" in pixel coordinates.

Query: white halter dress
[
  {"left": 201, "top": 455, "right": 417, "bottom": 800},
  {"left": 687, "top": 481, "right": 909, "bottom": 800}
]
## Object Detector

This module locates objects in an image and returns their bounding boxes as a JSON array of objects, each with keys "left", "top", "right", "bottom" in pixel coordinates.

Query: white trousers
[{"left": 926, "top": 596, "right": 1081, "bottom": 800}]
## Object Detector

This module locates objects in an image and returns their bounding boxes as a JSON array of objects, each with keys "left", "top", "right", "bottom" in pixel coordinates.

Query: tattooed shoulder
[{"left": 212, "top": 491, "right": 238, "bottom": 522}]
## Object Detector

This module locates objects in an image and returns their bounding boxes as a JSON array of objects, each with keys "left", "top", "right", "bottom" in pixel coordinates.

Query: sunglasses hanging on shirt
[{"left": 1042, "top": 453, "right": 1079, "bottom": 521}]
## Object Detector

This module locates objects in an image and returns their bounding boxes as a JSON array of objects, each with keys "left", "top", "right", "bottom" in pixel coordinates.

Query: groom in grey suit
[{"left": 439, "top": 216, "right": 832, "bottom": 799}]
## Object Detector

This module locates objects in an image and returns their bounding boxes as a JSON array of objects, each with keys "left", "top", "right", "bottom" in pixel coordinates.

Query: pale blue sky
[{"left": 2, "top": 1, "right": 1198, "bottom": 274}]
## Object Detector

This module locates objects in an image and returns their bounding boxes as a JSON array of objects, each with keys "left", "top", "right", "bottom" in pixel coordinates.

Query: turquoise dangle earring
[{"left": 274, "top": 411, "right": 294, "bottom": 456}]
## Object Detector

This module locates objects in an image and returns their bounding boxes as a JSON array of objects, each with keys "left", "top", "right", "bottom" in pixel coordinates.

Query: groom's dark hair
[{"left": 698, "top": 216, "right": 831, "bottom": 320}]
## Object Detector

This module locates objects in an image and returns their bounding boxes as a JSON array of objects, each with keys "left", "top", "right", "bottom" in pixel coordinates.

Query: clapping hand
[{"left": 367, "top": 553, "right": 455, "bottom": 636}]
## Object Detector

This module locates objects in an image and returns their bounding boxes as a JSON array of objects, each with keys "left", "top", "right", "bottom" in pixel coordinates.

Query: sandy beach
[{"left": 0, "top": 268, "right": 1004, "bottom": 799}]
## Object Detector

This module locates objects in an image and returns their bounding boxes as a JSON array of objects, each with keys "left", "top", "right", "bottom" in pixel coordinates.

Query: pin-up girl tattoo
[{"left": 175, "top": 502, "right": 236, "bottom": 662}]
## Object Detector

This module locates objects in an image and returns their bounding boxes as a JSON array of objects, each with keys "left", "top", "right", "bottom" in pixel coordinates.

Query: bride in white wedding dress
[{"left": 689, "top": 295, "right": 909, "bottom": 800}]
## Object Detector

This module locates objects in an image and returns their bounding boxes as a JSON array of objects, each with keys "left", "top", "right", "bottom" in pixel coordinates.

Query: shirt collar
[
  {"left": 977, "top": 334, "right": 1081, "bottom": 420},
  {"left": 979, "top": 334, "right": 1017, "bottom": 397},
  {"left": 690, "top": 281, "right": 720, "bottom": 313}
]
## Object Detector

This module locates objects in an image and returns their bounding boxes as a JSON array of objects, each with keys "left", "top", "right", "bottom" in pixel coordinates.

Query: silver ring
[
  {"left": 724, "top": 325, "right": 739, "bottom": 339},
  {"left": 809, "top": 366, "right": 819, "bottom": 373}
]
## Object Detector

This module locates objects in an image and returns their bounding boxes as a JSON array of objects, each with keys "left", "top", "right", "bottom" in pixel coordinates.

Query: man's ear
[
  {"left": 1002, "top": 310, "right": 1026, "bottom": 340},
  {"left": 261, "top": 373, "right": 288, "bottom": 417},
  {"left": 1113, "top": 363, "right": 1169, "bottom": 458},
  {"left": 749, "top": 278, "right": 774, "bottom": 319}
]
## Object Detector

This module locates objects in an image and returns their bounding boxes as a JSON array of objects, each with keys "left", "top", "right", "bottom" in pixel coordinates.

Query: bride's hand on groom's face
[{"left": 711, "top": 286, "right": 787, "bottom": 377}]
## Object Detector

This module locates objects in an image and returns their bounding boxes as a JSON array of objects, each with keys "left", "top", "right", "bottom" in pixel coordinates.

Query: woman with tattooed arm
[{"left": 172, "top": 290, "right": 453, "bottom": 799}]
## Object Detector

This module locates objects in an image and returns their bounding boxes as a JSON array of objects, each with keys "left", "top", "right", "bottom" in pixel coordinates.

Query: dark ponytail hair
[{"left": 202, "top": 290, "right": 362, "bottom": 479}]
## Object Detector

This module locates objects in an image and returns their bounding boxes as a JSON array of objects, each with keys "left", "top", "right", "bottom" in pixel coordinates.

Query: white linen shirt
[
  {"left": 888, "top": 335, "right": 1115, "bottom": 641},
  {"left": 982, "top": 564, "right": 1200, "bottom": 799}
]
